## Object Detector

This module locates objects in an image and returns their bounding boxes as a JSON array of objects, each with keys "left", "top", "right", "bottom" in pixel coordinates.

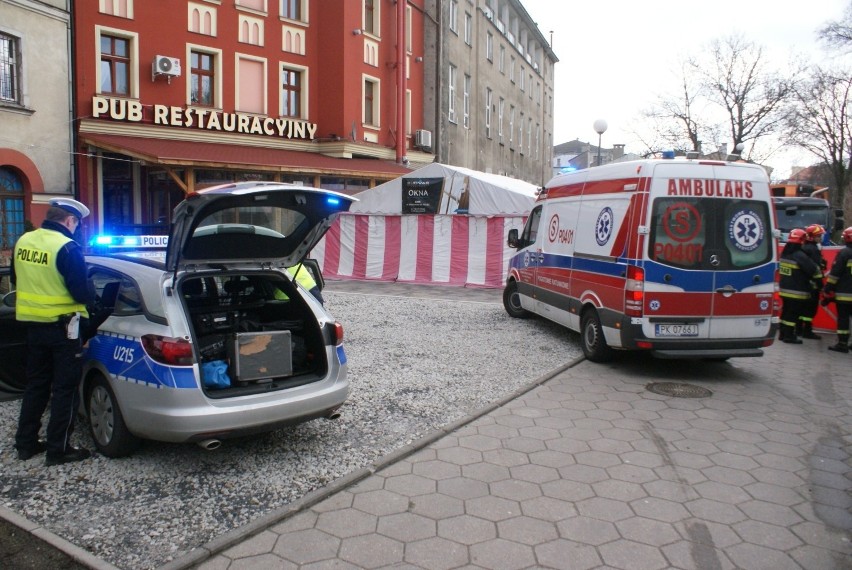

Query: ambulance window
[
  {"left": 521, "top": 206, "right": 542, "bottom": 246},
  {"left": 649, "top": 197, "right": 772, "bottom": 270}
]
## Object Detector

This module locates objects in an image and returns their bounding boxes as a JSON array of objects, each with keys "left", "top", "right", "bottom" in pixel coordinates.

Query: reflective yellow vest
[
  {"left": 14, "top": 229, "right": 88, "bottom": 323},
  {"left": 274, "top": 264, "right": 318, "bottom": 301}
]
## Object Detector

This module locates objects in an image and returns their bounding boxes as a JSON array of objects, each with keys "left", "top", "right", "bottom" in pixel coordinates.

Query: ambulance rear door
[{"left": 644, "top": 162, "right": 776, "bottom": 342}]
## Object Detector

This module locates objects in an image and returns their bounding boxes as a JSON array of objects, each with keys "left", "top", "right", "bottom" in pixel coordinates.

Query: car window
[{"left": 113, "top": 279, "right": 143, "bottom": 315}]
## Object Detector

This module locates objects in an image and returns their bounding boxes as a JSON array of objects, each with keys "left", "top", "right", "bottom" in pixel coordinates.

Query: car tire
[
  {"left": 87, "top": 374, "right": 141, "bottom": 457},
  {"left": 581, "top": 309, "right": 613, "bottom": 363},
  {"left": 503, "top": 281, "right": 529, "bottom": 319}
]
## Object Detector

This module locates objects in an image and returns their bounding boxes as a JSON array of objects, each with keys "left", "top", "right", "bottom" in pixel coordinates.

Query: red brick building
[{"left": 73, "top": 0, "right": 431, "bottom": 235}]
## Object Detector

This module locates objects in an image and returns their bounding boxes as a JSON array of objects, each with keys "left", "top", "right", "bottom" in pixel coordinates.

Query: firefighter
[
  {"left": 778, "top": 229, "right": 822, "bottom": 344},
  {"left": 823, "top": 226, "right": 852, "bottom": 353},
  {"left": 798, "top": 224, "right": 827, "bottom": 339}
]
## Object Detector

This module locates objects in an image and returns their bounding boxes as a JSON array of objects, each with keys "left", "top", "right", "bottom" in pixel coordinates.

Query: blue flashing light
[
  {"left": 661, "top": 150, "right": 676, "bottom": 159},
  {"left": 90, "top": 235, "right": 168, "bottom": 249},
  {"left": 559, "top": 166, "right": 577, "bottom": 174},
  {"left": 326, "top": 196, "right": 341, "bottom": 206}
]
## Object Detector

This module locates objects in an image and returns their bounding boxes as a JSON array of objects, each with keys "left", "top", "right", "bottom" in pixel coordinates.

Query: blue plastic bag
[{"left": 202, "top": 360, "right": 231, "bottom": 389}]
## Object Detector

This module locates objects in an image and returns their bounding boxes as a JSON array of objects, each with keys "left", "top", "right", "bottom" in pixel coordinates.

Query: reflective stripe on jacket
[
  {"left": 779, "top": 249, "right": 821, "bottom": 300},
  {"left": 14, "top": 228, "right": 88, "bottom": 322}
]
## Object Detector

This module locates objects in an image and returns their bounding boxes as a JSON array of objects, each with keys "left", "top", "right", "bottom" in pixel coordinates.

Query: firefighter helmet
[
  {"left": 804, "top": 224, "right": 825, "bottom": 241},
  {"left": 843, "top": 226, "right": 852, "bottom": 244},
  {"left": 787, "top": 228, "right": 807, "bottom": 244}
]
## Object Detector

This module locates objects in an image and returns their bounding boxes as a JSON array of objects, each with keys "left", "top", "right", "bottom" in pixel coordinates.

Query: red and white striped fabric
[{"left": 313, "top": 214, "right": 527, "bottom": 288}]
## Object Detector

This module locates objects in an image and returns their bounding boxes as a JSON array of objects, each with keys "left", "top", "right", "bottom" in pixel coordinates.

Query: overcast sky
[{"left": 520, "top": 0, "right": 850, "bottom": 179}]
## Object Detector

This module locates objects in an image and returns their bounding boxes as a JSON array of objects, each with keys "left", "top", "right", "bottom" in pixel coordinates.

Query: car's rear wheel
[
  {"left": 87, "top": 374, "right": 141, "bottom": 457},
  {"left": 503, "top": 280, "right": 529, "bottom": 319},
  {"left": 581, "top": 309, "right": 613, "bottom": 362}
]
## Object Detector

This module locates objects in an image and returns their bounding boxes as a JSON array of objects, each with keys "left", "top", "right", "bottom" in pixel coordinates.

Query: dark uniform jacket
[
  {"left": 779, "top": 247, "right": 822, "bottom": 300},
  {"left": 825, "top": 244, "right": 852, "bottom": 303}
]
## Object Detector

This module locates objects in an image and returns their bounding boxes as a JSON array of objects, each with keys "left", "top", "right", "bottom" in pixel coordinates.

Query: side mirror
[
  {"left": 507, "top": 229, "right": 520, "bottom": 249},
  {"left": 2, "top": 290, "right": 16, "bottom": 308}
]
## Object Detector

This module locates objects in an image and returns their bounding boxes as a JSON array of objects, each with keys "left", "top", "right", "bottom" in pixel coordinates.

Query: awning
[{"left": 79, "top": 133, "right": 412, "bottom": 179}]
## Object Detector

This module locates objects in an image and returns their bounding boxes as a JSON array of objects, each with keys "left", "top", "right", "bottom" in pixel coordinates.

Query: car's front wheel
[
  {"left": 503, "top": 280, "right": 529, "bottom": 319},
  {"left": 87, "top": 374, "right": 141, "bottom": 457}
]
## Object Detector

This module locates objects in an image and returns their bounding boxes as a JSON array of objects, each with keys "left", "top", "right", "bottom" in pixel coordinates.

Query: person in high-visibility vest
[
  {"left": 12, "top": 198, "right": 95, "bottom": 466},
  {"left": 798, "top": 224, "right": 827, "bottom": 339},
  {"left": 778, "top": 228, "right": 823, "bottom": 344},
  {"left": 823, "top": 227, "right": 852, "bottom": 353},
  {"left": 273, "top": 263, "right": 324, "bottom": 304}
]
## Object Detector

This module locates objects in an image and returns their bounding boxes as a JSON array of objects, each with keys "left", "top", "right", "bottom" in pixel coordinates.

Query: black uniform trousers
[{"left": 14, "top": 323, "right": 83, "bottom": 456}]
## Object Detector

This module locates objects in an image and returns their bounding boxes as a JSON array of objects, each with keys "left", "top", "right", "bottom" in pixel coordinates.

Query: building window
[
  {"left": 238, "top": 16, "right": 264, "bottom": 46},
  {"left": 0, "top": 167, "right": 24, "bottom": 250},
  {"left": 498, "top": 97, "right": 504, "bottom": 140},
  {"left": 462, "top": 74, "right": 471, "bottom": 129},
  {"left": 189, "top": 2, "right": 217, "bottom": 36},
  {"left": 518, "top": 111, "right": 524, "bottom": 152},
  {"left": 99, "top": 0, "right": 133, "bottom": 18},
  {"left": 363, "top": 76, "right": 379, "bottom": 126},
  {"left": 363, "top": 0, "right": 379, "bottom": 36},
  {"left": 190, "top": 51, "right": 214, "bottom": 106},
  {"left": 100, "top": 34, "right": 130, "bottom": 95},
  {"left": 237, "top": 56, "right": 266, "bottom": 114},
  {"left": 499, "top": 44, "right": 505, "bottom": 74},
  {"left": 449, "top": 0, "right": 458, "bottom": 34},
  {"left": 529, "top": 74, "right": 533, "bottom": 99},
  {"left": 510, "top": 56, "right": 515, "bottom": 83},
  {"left": 509, "top": 105, "right": 514, "bottom": 146},
  {"left": 485, "top": 87, "right": 492, "bottom": 139},
  {"left": 280, "top": 65, "right": 303, "bottom": 118},
  {"left": 486, "top": 32, "right": 493, "bottom": 62},
  {"left": 448, "top": 64, "right": 457, "bottom": 123},
  {"left": 528, "top": 118, "right": 532, "bottom": 155},
  {"left": 519, "top": 67, "right": 525, "bottom": 92},
  {"left": 281, "top": 0, "right": 302, "bottom": 20},
  {"left": 464, "top": 12, "right": 472, "bottom": 45},
  {"left": 0, "top": 32, "right": 21, "bottom": 104}
]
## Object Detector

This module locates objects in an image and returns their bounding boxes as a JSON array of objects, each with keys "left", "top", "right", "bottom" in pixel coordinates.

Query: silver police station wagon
[{"left": 79, "top": 181, "right": 355, "bottom": 457}]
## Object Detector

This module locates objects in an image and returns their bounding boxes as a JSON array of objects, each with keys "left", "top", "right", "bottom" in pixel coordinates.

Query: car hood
[{"left": 165, "top": 182, "right": 355, "bottom": 272}]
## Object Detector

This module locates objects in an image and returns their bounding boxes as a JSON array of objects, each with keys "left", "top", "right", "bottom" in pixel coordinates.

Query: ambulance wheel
[
  {"left": 86, "top": 373, "right": 141, "bottom": 458},
  {"left": 581, "top": 310, "right": 613, "bottom": 362},
  {"left": 503, "top": 281, "right": 529, "bottom": 319}
]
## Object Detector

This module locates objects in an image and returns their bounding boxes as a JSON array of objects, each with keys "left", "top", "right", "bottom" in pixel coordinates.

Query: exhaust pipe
[
  {"left": 326, "top": 409, "right": 342, "bottom": 420},
  {"left": 197, "top": 439, "right": 221, "bottom": 450}
]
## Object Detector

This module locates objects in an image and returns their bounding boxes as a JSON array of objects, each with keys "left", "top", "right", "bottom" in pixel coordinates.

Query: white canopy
[{"left": 350, "top": 163, "right": 539, "bottom": 216}]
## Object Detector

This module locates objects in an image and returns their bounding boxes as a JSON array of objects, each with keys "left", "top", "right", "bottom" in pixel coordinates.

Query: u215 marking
[{"left": 114, "top": 346, "right": 135, "bottom": 364}]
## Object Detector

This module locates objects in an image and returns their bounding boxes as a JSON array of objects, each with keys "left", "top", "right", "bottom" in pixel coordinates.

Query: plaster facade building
[
  {"left": 0, "top": 0, "right": 73, "bottom": 256},
  {"left": 424, "top": 0, "right": 557, "bottom": 187}
]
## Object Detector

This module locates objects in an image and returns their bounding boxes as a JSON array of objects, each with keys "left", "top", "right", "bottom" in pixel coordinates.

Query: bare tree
[
  {"left": 698, "top": 35, "right": 799, "bottom": 162},
  {"left": 785, "top": 67, "right": 852, "bottom": 220},
  {"left": 818, "top": 1, "right": 852, "bottom": 52}
]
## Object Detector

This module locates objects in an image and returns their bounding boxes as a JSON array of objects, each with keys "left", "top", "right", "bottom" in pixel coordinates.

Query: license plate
[{"left": 655, "top": 324, "right": 699, "bottom": 337}]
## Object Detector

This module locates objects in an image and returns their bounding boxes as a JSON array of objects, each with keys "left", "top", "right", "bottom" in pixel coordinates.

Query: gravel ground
[{"left": 0, "top": 288, "right": 578, "bottom": 569}]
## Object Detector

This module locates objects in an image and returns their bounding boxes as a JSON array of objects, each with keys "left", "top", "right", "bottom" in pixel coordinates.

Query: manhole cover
[{"left": 646, "top": 382, "right": 712, "bottom": 398}]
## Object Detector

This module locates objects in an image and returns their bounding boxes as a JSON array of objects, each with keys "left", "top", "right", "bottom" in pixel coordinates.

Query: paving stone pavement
[{"left": 180, "top": 325, "right": 852, "bottom": 570}]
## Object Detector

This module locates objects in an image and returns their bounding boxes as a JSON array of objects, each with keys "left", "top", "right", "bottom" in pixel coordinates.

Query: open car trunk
[{"left": 180, "top": 272, "right": 328, "bottom": 398}]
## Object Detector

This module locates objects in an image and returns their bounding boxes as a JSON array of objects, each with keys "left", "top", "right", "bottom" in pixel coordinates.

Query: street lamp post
[{"left": 593, "top": 119, "right": 607, "bottom": 167}]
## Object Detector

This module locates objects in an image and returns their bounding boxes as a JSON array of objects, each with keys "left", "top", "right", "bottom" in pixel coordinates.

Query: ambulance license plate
[{"left": 655, "top": 324, "right": 698, "bottom": 337}]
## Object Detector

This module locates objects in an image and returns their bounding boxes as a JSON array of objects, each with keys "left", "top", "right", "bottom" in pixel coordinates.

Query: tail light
[
  {"left": 625, "top": 265, "right": 644, "bottom": 317},
  {"left": 772, "top": 276, "right": 781, "bottom": 316},
  {"left": 333, "top": 322, "right": 344, "bottom": 345},
  {"left": 141, "top": 335, "right": 194, "bottom": 365}
]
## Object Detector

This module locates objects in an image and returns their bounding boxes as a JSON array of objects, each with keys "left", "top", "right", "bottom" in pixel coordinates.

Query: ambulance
[{"left": 504, "top": 154, "right": 780, "bottom": 362}]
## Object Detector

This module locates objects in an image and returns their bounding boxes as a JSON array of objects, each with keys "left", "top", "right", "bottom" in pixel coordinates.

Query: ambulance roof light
[{"left": 661, "top": 150, "right": 675, "bottom": 159}]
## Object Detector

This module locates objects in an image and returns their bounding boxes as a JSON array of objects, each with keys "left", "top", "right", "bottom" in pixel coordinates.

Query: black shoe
[
  {"left": 827, "top": 343, "right": 849, "bottom": 353},
  {"left": 781, "top": 337, "right": 803, "bottom": 344},
  {"left": 45, "top": 447, "right": 91, "bottom": 466},
  {"left": 16, "top": 441, "right": 47, "bottom": 461}
]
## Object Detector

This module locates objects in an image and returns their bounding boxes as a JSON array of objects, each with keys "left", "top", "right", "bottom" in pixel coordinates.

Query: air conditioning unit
[
  {"left": 152, "top": 55, "right": 182, "bottom": 79},
  {"left": 414, "top": 129, "right": 432, "bottom": 150}
]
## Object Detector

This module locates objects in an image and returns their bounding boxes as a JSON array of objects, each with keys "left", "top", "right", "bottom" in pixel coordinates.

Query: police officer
[
  {"left": 12, "top": 198, "right": 95, "bottom": 465},
  {"left": 274, "top": 263, "right": 324, "bottom": 304},
  {"left": 799, "top": 224, "right": 827, "bottom": 339},
  {"left": 823, "top": 226, "right": 852, "bottom": 353},
  {"left": 778, "top": 228, "right": 822, "bottom": 344}
]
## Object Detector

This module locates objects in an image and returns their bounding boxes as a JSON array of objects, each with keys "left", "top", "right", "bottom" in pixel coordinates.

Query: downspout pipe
[{"left": 396, "top": 0, "right": 406, "bottom": 163}]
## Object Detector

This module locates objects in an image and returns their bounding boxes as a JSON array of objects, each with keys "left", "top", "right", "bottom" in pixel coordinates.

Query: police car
[{"left": 77, "top": 182, "right": 354, "bottom": 456}]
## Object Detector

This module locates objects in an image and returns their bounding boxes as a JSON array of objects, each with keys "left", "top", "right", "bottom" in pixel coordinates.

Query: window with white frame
[
  {"left": 237, "top": 55, "right": 266, "bottom": 114},
  {"left": 449, "top": 0, "right": 458, "bottom": 33},
  {"left": 510, "top": 56, "right": 515, "bottom": 83},
  {"left": 463, "top": 73, "right": 470, "bottom": 128},
  {"left": 486, "top": 32, "right": 493, "bottom": 61},
  {"left": 448, "top": 64, "right": 457, "bottom": 123},
  {"left": 280, "top": 64, "right": 306, "bottom": 118},
  {"left": 363, "top": 76, "right": 379, "bottom": 126},
  {"left": 363, "top": 0, "right": 379, "bottom": 36},
  {"left": 529, "top": 74, "right": 533, "bottom": 99},
  {"left": 464, "top": 12, "right": 472, "bottom": 45},
  {"left": 190, "top": 50, "right": 215, "bottom": 106},
  {"left": 97, "top": 27, "right": 138, "bottom": 98},
  {"left": 528, "top": 118, "right": 532, "bottom": 155},
  {"left": 518, "top": 111, "right": 523, "bottom": 151},
  {"left": 280, "top": 0, "right": 305, "bottom": 21},
  {"left": 519, "top": 67, "right": 524, "bottom": 92},
  {"left": 0, "top": 32, "right": 22, "bottom": 105},
  {"left": 499, "top": 44, "right": 505, "bottom": 73},
  {"left": 509, "top": 104, "right": 514, "bottom": 146},
  {"left": 485, "top": 87, "right": 492, "bottom": 138}
]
